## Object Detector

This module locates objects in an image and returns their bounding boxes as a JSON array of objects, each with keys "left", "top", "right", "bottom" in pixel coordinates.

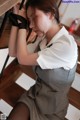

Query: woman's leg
[{"left": 7, "top": 102, "right": 30, "bottom": 120}]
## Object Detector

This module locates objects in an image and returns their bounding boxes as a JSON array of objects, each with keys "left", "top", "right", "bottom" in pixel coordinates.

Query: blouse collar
[{"left": 46, "top": 26, "right": 69, "bottom": 47}]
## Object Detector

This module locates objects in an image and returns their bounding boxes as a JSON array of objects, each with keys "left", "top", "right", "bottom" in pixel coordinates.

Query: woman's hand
[
  {"left": 13, "top": 3, "right": 27, "bottom": 19},
  {"left": 13, "top": 3, "right": 20, "bottom": 14},
  {"left": 18, "top": 7, "right": 27, "bottom": 19}
]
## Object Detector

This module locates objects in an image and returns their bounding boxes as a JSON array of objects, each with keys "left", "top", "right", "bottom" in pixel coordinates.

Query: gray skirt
[{"left": 18, "top": 80, "right": 68, "bottom": 120}]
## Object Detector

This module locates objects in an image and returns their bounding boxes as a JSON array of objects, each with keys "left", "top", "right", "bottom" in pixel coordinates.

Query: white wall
[{"left": 59, "top": 2, "right": 80, "bottom": 26}]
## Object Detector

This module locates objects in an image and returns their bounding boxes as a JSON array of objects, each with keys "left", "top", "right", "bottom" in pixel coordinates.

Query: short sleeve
[{"left": 37, "top": 37, "right": 77, "bottom": 70}]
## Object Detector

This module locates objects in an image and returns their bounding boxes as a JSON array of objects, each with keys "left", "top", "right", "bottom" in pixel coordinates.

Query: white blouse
[{"left": 37, "top": 26, "right": 78, "bottom": 70}]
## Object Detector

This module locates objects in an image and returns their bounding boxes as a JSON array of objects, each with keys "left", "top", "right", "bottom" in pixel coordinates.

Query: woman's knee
[{"left": 7, "top": 102, "right": 30, "bottom": 120}]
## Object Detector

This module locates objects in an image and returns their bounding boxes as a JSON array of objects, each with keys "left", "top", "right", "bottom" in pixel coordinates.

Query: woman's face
[{"left": 27, "top": 6, "right": 52, "bottom": 36}]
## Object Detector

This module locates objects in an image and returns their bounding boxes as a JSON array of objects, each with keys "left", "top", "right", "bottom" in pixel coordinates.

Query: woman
[{"left": 7, "top": 0, "right": 78, "bottom": 120}]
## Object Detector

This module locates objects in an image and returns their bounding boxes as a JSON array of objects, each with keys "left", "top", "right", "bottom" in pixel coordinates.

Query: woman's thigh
[{"left": 7, "top": 102, "right": 30, "bottom": 120}]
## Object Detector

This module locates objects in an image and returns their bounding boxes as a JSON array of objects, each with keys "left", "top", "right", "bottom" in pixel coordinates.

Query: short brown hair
[{"left": 26, "top": 0, "right": 60, "bottom": 23}]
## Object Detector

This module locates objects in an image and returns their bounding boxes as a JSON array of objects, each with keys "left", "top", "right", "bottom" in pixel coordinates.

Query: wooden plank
[
  {"left": 68, "top": 87, "right": 80, "bottom": 110},
  {"left": 0, "top": 59, "right": 22, "bottom": 91},
  {"left": 19, "top": 64, "right": 36, "bottom": 80},
  {"left": 1, "top": 82, "right": 26, "bottom": 107},
  {"left": 0, "top": 0, "right": 21, "bottom": 16},
  {"left": 0, "top": 20, "right": 11, "bottom": 48}
]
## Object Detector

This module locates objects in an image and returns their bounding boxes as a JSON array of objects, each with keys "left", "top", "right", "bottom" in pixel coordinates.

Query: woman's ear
[{"left": 47, "top": 12, "right": 55, "bottom": 20}]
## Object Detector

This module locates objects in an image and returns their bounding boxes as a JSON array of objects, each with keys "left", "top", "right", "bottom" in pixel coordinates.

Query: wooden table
[{"left": 0, "top": 0, "right": 21, "bottom": 16}]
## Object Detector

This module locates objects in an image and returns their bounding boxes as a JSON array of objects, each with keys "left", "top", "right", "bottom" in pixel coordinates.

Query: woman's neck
[{"left": 46, "top": 24, "right": 60, "bottom": 44}]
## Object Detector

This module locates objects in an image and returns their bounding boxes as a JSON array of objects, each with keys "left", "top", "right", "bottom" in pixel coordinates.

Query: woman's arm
[
  {"left": 17, "top": 29, "right": 38, "bottom": 66},
  {"left": 8, "top": 26, "right": 18, "bottom": 57},
  {"left": 9, "top": 4, "right": 39, "bottom": 65},
  {"left": 8, "top": 4, "right": 20, "bottom": 57}
]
